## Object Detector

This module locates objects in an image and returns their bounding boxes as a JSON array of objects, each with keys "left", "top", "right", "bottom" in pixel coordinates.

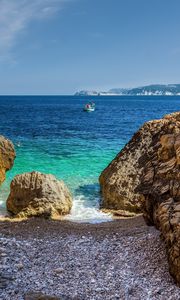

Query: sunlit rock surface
[
  {"left": 0, "top": 135, "right": 15, "bottom": 185},
  {"left": 7, "top": 171, "right": 72, "bottom": 218},
  {"left": 136, "top": 112, "right": 180, "bottom": 285}
]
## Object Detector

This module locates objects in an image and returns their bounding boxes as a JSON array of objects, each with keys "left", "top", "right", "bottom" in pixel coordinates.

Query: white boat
[{"left": 83, "top": 102, "right": 95, "bottom": 112}]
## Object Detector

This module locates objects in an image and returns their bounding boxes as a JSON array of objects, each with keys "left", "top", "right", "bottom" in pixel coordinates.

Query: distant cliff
[{"left": 75, "top": 84, "right": 180, "bottom": 96}]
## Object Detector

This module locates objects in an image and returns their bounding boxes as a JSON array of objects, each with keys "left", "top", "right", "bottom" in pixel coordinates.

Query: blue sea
[{"left": 0, "top": 96, "right": 179, "bottom": 222}]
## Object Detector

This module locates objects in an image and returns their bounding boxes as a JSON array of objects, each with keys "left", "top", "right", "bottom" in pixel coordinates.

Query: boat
[{"left": 83, "top": 102, "right": 95, "bottom": 112}]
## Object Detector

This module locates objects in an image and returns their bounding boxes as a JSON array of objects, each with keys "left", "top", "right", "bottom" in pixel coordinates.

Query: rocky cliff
[
  {"left": 99, "top": 118, "right": 160, "bottom": 213},
  {"left": 100, "top": 111, "right": 180, "bottom": 284},
  {"left": 99, "top": 112, "right": 179, "bottom": 214},
  {"left": 136, "top": 112, "right": 180, "bottom": 284},
  {"left": 0, "top": 135, "right": 15, "bottom": 185}
]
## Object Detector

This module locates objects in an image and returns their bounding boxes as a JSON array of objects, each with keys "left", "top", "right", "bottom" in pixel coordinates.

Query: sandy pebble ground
[{"left": 0, "top": 216, "right": 180, "bottom": 300}]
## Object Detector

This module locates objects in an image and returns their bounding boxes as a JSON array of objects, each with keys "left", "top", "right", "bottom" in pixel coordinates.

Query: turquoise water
[{"left": 0, "top": 96, "right": 179, "bottom": 222}]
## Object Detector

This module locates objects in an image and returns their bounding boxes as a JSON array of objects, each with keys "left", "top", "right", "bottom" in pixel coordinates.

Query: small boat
[{"left": 83, "top": 102, "right": 95, "bottom": 112}]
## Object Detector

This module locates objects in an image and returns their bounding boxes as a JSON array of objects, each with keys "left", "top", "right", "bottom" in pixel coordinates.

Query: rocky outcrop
[
  {"left": 100, "top": 111, "right": 180, "bottom": 283},
  {"left": 99, "top": 112, "right": 180, "bottom": 214},
  {"left": 136, "top": 112, "right": 180, "bottom": 285},
  {"left": 99, "top": 120, "right": 160, "bottom": 213},
  {"left": 7, "top": 171, "right": 72, "bottom": 218},
  {"left": 0, "top": 135, "right": 15, "bottom": 185}
]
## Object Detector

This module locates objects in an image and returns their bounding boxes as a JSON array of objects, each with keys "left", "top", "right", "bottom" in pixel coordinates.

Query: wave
[{"left": 65, "top": 194, "right": 112, "bottom": 224}]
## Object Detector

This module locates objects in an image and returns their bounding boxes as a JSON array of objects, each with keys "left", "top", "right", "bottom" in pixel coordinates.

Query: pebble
[
  {"left": 53, "top": 267, "right": 64, "bottom": 274},
  {"left": 15, "top": 263, "right": 24, "bottom": 270},
  {"left": 0, "top": 226, "right": 180, "bottom": 300}
]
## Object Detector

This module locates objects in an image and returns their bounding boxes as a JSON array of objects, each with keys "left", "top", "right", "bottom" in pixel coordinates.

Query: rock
[
  {"left": 135, "top": 112, "right": 180, "bottom": 285},
  {"left": 101, "top": 208, "right": 137, "bottom": 218},
  {"left": 24, "top": 292, "right": 75, "bottom": 300},
  {"left": 24, "top": 292, "right": 61, "bottom": 300},
  {"left": 0, "top": 272, "right": 14, "bottom": 289},
  {"left": 100, "top": 111, "right": 180, "bottom": 284},
  {"left": 53, "top": 267, "right": 64, "bottom": 274},
  {"left": 0, "top": 135, "right": 15, "bottom": 185},
  {"left": 15, "top": 263, "right": 24, "bottom": 270},
  {"left": 99, "top": 111, "right": 180, "bottom": 214},
  {"left": 6, "top": 171, "right": 72, "bottom": 218}
]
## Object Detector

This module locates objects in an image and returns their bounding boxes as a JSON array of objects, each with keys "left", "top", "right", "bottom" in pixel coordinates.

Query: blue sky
[{"left": 0, "top": 0, "right": 180, "bottom": 94}]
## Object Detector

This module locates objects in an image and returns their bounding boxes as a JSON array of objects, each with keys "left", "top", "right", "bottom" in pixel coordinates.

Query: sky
[{"left": 0, "top": 0, "right": 180, "bottom": 94}]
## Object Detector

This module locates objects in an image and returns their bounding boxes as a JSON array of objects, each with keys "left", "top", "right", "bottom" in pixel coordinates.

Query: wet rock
[
  {"left": 6, "top": 171, "right": 72, "bottom": 218},
  {"left": 0, "top": 135, "right": 15, "bottom": 185}
]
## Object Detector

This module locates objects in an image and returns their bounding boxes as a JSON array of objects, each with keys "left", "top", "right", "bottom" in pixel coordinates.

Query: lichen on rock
[{"left": 7, "top": 171, "right": 72, "bottom": 218}]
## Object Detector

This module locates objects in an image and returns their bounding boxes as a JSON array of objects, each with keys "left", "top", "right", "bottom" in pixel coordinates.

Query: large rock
[
  {"left": 100, "top": 111, "right": 180, "bottom": 283},
  {"left": 136, "top": 112, "right": 180, "bottom": 285},
  {"left": 99, "top": 112, "right": 180, "bottom": 214},
  {"left": 0, "top": 135, "right": 15, "bottom": 185},
  {"left": 7, "top": 171, "right": 72, "bottom": 218}
]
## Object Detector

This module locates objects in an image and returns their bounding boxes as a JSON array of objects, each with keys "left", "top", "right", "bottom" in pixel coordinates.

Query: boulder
[
  {"left": 99, "top": 112, "right": 180, "bottom": 214},
  {"left": 136, "top": 112, "right": 180, "bottom": 285},
  {"left": 100, "top": 111, "right": 180, "bottom": 283},
  {"left": 7, "top": 171, "right": 72, "bottom": 218},
  {"left": 0, "top": 135, "right": 15, "bottom": 185}
]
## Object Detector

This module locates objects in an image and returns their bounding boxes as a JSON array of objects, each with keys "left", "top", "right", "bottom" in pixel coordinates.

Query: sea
[{"left": 0, "top": 96, "right": 179, "bottom": 223}]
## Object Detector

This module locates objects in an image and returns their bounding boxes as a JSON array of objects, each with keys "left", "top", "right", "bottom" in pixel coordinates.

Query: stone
[
  {"left": 99, "top": 111, "right": 180, "bottom": 215},
  {"left": 53, "top": 267, "right": 64, "bottom": 274},
  {"left": 15, "top": 263, "right": 24, "bottom": 270},
  {"left": 24, "top": 292, "right": 61, "bottom": 300},
  {"left": 100, "top": 111, "right": 180, "bottom": 285},
  {"left": 135, "top": 112, "right": 180, "bottom": 285},
  {"left": 6, "top": 171, "right": 72, "bottom": 218},
  {"left": 0, "top": 135, "right": 15, "bottom": 185}
]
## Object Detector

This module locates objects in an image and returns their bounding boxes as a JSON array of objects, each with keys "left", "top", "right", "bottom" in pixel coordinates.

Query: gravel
[{"left": 0, "top": 217, "right": 180, "bottom": 300}]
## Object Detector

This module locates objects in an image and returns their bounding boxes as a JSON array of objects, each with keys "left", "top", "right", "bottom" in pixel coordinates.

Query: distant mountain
[
  {"left": 75, "top": 84, "right": 180, "bottom": 96},
  {"left": 74, "top": 90, "right": 117, "bottom": 96}
]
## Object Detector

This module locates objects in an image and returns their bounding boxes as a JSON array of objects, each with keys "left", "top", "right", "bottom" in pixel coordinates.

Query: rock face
[
  {"left": 7, "top": 171, "right": 72, "bottom": 218},
  {"left": 100, "top": 111, "right": 180, "bottom": 284},
  {"left": 136, "top": 112, "right": 180, "bottom": 285},
  {"left": 0, "top": 135, "right": 15, "bottom": 185},
  {"left": 99, "top": 112, "right": 180, "bottom": 214}
]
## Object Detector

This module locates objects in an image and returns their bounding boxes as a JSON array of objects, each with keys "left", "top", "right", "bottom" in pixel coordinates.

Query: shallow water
[{"left": 0, "top": 96, "right": 179, "bottom": 222}]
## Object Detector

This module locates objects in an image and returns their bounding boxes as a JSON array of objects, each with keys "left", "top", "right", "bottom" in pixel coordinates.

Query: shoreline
[{"left": 0, "top": 215, "right": 145, "bottom": 239}]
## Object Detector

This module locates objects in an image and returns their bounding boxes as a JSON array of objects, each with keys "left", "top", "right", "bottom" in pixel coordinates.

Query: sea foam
[{"left": 66, "top": 194, "right": 112, "bottom": 224}]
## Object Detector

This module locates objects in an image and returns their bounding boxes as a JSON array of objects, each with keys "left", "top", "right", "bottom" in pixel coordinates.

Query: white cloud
[{"left": 0, "top": 0, "right": 69, "bottom": 61}]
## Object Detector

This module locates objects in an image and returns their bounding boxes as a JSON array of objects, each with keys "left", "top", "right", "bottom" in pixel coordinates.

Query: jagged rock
[
  {"left": 0, "top": 135, "right": 15, "bottom": 185},
  {"left": 136, "top": 112, "right": 180, "bottom": 285},
  {"left": 6, "top": 171, "right": 72, "bottom": 218},
  {"left": 99, "top": 112, "right": 180, "bottom": 214}
]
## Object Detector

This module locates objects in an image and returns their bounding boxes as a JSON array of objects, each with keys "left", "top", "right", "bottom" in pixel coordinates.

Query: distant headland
[{"left": 75, "top": 84, "right": 180, "bottom": 96}]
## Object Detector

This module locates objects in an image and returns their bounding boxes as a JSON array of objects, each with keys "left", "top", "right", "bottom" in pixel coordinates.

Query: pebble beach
[{"left": 0, "top": 216, "right": 180, "bottom": 300}]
